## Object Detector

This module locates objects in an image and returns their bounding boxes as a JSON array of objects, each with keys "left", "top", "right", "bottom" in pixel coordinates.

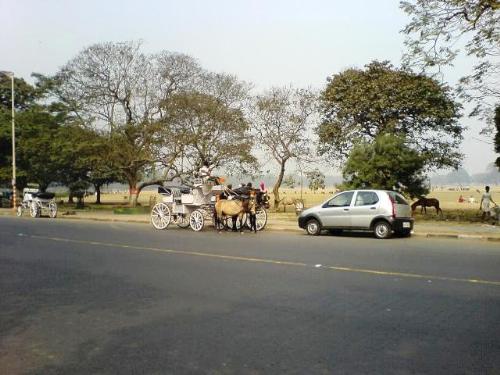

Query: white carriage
[
  {"left": 16, "top": 187, "right": 58, "bottom": 218},
  {"left": 150, "top": 180, "right": 269, "bottom": 232},
  {"left": 150, "top": 181, "right": 223, "bottom": 232}
]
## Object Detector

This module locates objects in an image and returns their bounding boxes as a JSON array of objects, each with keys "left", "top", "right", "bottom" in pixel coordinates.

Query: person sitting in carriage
[
  {"left": 233, "top": 182, "right": 253, "bottom": 197},
  {"left": 198, "top": 161, "right": 214, "bottom": 182},
  {"left": 219, "top": 184, "right": 234, "bottom": 200}
]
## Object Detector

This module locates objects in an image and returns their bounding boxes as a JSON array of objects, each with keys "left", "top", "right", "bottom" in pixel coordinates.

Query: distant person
[
  {"left": 480, "top": 186, "right": 497, "bottom": 221},
  {"left": 458, "top": 195, "right": 464, "bottom": 203}
]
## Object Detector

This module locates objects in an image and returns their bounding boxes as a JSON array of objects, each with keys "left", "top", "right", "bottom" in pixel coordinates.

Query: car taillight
[{"left": 388, "top": 194, "right": 396, "bottom": 218}]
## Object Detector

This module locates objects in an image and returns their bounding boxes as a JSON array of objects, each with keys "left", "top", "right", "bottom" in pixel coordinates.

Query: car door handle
[
  {"left": 370, "top": 207, "right": 376, "bottom": 210},
  {"left": 343, "top": 208, "right": 349, "bottom": 211}
]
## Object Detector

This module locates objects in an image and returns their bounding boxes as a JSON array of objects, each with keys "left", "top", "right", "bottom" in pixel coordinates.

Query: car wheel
[
  {"left": 374, "top": 221, "right": 392, "bottom": 239},
  {"left": 306, "top": 219, "right": 321, "bottom": 236}
]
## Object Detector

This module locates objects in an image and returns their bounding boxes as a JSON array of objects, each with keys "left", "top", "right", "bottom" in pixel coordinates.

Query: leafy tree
[
  {"left": 252, "top": 86, "right": 317, "bottom": 208},
  {"left": 317, "top": 61, "right": 463, "bottom": 170},
  {"left": 342, "top": 133, "right": 428, "bottom": 198},
  {"left": 0, "top": 75, "right": 40, "bottom": 188},
  {"left": 52, "top": 125, "right": 122, "bottom": 204},
  {"left": 401, "top": 0, "right": 500, "bottom": 122},
  {"left": 0, "top": 75, "right": 38, "bottom": 110},
  {"left": 159, "top": 91, "right": 256, "bottom": 182},
  {"left": 305, "top": 169, "right": 325, "bottom": 191},
  {"left": 15, "top": 108, "right": 63, "bottom": 191},
  {"left": 0, "top": 75, "right": 68, "bottom": 191}
]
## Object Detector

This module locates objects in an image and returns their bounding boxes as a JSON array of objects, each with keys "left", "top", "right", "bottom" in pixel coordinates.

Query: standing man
[{"left": 480, "top": 186, "right": 497, "bottom": 221}]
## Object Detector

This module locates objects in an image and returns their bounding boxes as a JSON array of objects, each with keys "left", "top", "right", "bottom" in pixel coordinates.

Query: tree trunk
[
  {"left": 128, "top": 181, "right": 138, "bottom": 207},
  {"left": 68, "top": 191, "right": 74, "bottom": 204},
  {"left": 132, "top": 180, "right": 165, "bottom": 207},
  {"left": 94, "top": 184, "right": 102, "bottom": 204},
  {"left": 131, "top": 191, "right": 139, "bottom": 207},
  {"left": 272, "top": 161, "right": 287, "bottom": 209}
]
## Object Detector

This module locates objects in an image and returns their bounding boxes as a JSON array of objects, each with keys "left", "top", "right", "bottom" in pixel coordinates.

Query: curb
[
  {"left": 411, "top": 232, "right": 500, "bottom": 242},
  {"left": 1, "top": 211, "right": 499, "bottom": 242}
]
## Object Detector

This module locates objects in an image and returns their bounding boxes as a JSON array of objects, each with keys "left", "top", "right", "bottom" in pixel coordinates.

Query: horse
[
  {"left": 411, "top": 197, "right": 443, "bottom": 216},
  {"left": 255, "top": 190, "right": 271, "bottom": 210},
  {"left": 214, "top": 191, "right": 257, "bottom": 232}
]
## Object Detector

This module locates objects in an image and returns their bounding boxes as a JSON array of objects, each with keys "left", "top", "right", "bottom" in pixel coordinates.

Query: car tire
[
  {"left": 374, "top": 220, "right": 392, "bottom": 239},
  {"left": 305, "top": 219, "right": 321, "bottom": 236}
]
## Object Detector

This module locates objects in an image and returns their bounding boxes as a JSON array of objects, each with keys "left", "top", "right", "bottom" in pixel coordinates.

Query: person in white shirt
[
  {"left": 198, "top": 161, "right": 216, "bottom": 184},
  {"left": 480, "top": 186, "right": 497, "bottom": 221}
]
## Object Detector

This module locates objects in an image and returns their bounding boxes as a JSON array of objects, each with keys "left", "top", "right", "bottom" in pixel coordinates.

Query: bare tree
[
  {"left": 251, "top": 86, "right": 318, "bottom": 208},
  {"left": 55, "top": 41, "right": 205, "bottom": 205}
]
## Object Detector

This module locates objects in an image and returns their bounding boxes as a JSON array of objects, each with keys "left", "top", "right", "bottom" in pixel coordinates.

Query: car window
[
  {"left": 355, "top": 192, "right": 379, "bottom": 206},
  {"left": 327, "top": 192, "right": 354, "bottom": 207},
  {"left": 388, "top": 192, "right": 409, "bottom": 205}
]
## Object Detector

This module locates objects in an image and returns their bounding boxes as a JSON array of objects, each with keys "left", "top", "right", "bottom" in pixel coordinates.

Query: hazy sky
[{"left": 1, "top": 0, "right": 495, "bottom": 174}]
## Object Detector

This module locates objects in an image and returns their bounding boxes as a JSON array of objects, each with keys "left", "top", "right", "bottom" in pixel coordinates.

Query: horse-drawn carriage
[
  {"left": 150, "top": 179, "right": 269, "bottom": 232},
  {"left": 16, "top": 187, "right": 57, "bottom": 218}
]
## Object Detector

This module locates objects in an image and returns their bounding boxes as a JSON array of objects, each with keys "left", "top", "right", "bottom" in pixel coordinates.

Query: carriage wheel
[
  {"left": 49, "top": 202, "right": 58, "bottom": 218},
  {"left": 189, "top": 210, "right": 204, "bottom": 232},
  {"left": 16, "top": 206, "right": 22, "bottom": 217},
  {"left": 150, "top": 203, "right": 171, "bottom": 230},
  {"left": 176, "top": 214, "right": 190, "bottom": 228},
  {"left": 30, "top": 202, "right": 40, "bottom": 218},
  {"left": 247, "top": 208, "right": 267, "bottom": 231}
]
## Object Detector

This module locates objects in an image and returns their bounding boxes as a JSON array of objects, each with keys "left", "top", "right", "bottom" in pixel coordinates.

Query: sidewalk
[{"left": 1, "top": 208, "right": 499, "bottom": 241}]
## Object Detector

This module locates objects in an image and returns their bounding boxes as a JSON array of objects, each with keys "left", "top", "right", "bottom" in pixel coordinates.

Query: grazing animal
[
  {"left": 279, "top": 196, "right": 302, "bottom": 212},
  {"left": 411, "top": 197, "right": 443, "bottom": 216}
]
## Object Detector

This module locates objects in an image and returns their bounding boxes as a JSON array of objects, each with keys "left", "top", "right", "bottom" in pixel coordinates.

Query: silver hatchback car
[{"left": 298, "top": 190, "right": 414, "bottom": 239}]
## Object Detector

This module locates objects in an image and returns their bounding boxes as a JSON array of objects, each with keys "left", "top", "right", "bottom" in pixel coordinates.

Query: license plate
[{"left": 403, "top": 222, "right": 411, "bottom": 228}]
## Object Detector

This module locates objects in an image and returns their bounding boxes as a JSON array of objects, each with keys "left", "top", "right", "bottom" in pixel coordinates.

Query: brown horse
[
  {"left": 411, "top": 198, "right": 443, "bottom": 216},
  {"left": 214, "top": 192, "right": 257, "bottom": 232}
]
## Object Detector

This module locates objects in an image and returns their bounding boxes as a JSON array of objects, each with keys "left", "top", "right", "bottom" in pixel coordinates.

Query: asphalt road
[{"left": 1, "top": 216, "right": 500, "bottom": 375}]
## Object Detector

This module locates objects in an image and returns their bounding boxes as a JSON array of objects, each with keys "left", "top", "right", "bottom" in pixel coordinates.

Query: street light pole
[{"left": 1, "top": 71, "right": 16, "bottom": 211}]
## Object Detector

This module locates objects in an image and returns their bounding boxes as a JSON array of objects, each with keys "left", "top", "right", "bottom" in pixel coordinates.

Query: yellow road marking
[{"left": 26, "top": 234, "right": 500, "bottom": 287}]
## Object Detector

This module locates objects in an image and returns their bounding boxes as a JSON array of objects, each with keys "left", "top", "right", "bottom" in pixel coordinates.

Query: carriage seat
[
  {"left": 158, "top": 186, "right": 171, "bottom": 195},
  {"left": 158, "top": 186, "right": 191, "bottom": 195},
  {"left": 32, "top": 192, "right": 55, "bottom": 200}
]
